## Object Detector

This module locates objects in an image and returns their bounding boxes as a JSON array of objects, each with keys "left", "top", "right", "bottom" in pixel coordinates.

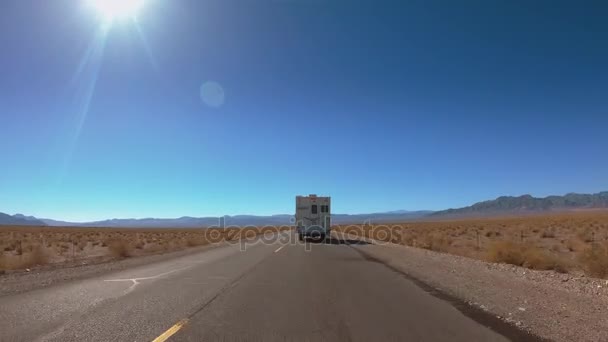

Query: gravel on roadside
[{"left": 345, "top": 234, "right": 608, "bottom": 342}]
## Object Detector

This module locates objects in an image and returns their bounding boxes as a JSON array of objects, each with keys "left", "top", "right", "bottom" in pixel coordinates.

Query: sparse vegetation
[
  {"left": 486, "top": 241, "right": 526, "bottom": 266},
  {"left": 335, "top": 211, "right": 608, "bottom": 278},
  {"left": 0, "top": 225, "right": 288, "bottom": 271}
]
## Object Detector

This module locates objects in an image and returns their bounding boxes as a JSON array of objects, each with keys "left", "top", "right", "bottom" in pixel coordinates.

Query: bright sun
[{"left": 89, "top": 0, "right": 146, "bottom": 21}]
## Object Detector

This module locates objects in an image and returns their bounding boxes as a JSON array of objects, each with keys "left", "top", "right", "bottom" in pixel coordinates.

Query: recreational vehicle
[{"left": 295, "top": 195, "right": 331, "bottom": 241}]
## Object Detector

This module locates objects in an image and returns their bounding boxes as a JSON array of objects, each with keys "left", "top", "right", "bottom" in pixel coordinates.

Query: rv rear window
[{"left": 311, "top": 205, "right": 318, "bottom": 214}]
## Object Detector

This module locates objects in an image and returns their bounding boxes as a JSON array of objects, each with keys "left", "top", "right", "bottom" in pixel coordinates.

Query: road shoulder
[
  {"left": 0, "top": 242, "right": 225, "bottom": 297},
  {"left": 339, "top": 233, "right": 608, "bottom": 342}
]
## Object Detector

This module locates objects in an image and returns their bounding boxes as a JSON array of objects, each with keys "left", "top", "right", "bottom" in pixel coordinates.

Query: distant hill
[
  {"left": 40, "top": 215, "right": 295, "bottom": 228},
  {"left": 37, "top": 211, "right": 433, "bottom": 228},
  {"left": 10, "top": 211, "right": 432, "bottom": 228},
  {"left": 0, "top": 213, "right": 47, "bottom": 226},
  {"left": 4, "top": 191, "right": 607, "bottom": 227},
  {"left": 332, "top": 211, "right": 433, "bottom": 224},
  {"left": 431, "top": 191, "right": 608, "bottom": 217}
]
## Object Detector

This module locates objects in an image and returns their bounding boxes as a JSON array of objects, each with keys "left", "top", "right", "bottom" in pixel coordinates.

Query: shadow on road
[{"left": 306, "top": 237, "right": 370, "bottom": 245}]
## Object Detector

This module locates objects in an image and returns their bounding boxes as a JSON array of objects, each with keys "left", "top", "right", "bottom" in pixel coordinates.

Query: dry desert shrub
[
  {"left": 107, "top": 240, "right": 132, "bottom": 258},
  {"left": 540, "top": 229, "right": 556, "bottom": 238},
  {"left": 486, "top": 241, "right": 569, "bottom": 272},
  {"left": 146, "top": 243, "right": 169, "bottom": 253},
  {"left": 0, "top": 253, "right": 6, "bottom": 271},
  {"left": 186, "top": 236, "right": 208, "bottom": 247},
  {"left": 485, "top": 230, "right": 500, "bottom": 238},
  {"left": 577, "top": 228, "right": 596, "bottom": 243},
  {"left": 523, "top": 247, "right": 570, "bottom": 273},
  {"left": 577, "top": 243, "right": 608, "bottom": 278},
  {"left": 486, "top": 241, "right": 525, "bottom": 266},
  {"left": 420, "top": 233, "right": 453, "bottom": 253},
  {"left": 0, "top": 245, "right": 49, "bottom": 270},
  {"left": 20, "top": 245, "right": 49, "bottom": 268},
  {"left": 401, "top": 232, "right": 417, "bottom": 246},
  {"left": 77, "top": 241, "right": 87, "bottom": 251},
  {"left": 134, "top": 241, "right": 145, "bottom": 250},
  {"left": 565, "top": 238, "right": 587, "bottom": 252}
]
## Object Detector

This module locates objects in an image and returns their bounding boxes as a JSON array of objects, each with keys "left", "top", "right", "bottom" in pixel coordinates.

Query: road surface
[{"left": 0, "top": 232, "right": 535, "bottom": 342}]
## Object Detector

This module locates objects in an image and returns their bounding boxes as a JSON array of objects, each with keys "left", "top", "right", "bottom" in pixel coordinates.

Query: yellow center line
[
  {"left": 152, "top": 319, "right": 189, "bottom": 342},
  {"left": 274, "top": 245, "right": 285, "bottom": 253}
]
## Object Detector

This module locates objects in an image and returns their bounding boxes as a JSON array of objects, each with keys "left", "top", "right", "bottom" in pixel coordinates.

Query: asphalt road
[{"left": 0, "top": 232, "right": 523, "bottom": 342}]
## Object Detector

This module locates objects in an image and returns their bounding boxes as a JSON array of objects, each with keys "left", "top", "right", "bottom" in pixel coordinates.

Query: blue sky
[{"left": 1, "top": 0, "right": 607, "bottom": 221}]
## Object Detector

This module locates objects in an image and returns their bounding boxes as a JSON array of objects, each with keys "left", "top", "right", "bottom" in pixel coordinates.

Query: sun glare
[{"left": 89, "top": 0, "right": 146, "bottom": 21}]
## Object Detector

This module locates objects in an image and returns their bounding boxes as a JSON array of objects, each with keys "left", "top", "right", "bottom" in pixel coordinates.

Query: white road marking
[
  {"left": 274, "top": 245, "right": 285, "bottom": 253},
  {"left": 104, "top": 266, "right": 191, "bottom": 294}
]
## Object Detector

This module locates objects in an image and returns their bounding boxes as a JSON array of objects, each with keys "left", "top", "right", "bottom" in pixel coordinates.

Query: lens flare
[
  {"left": 89, "top": 0, "right": 145, "bottom": 21},
  {"left": 200, "top": 81, "right": 226, "bottom": 108}
]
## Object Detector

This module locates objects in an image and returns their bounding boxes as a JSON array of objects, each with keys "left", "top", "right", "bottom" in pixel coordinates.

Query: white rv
[{"left": 295, "top": 194, "right": 331, "bottom": 241}]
